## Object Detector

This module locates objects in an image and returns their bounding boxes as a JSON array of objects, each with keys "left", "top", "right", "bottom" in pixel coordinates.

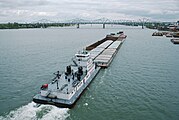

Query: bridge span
[{"left": 35, "top": 18, "right": 150, "bottom": 29}]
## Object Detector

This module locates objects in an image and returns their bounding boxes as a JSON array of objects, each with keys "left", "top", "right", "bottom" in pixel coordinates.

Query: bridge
[{"left": 35, "top": 18, "right": 151, "bottom": 29}]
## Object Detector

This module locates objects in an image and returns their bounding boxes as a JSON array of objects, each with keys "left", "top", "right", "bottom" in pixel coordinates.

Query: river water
[{"left": 0, "top": 25, "right": 179, "bottom": 120}]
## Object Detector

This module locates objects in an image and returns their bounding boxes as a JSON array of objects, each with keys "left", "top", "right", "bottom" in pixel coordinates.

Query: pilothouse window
[{"left": 77, "top": 55, "right": 86, "bottom": 58}]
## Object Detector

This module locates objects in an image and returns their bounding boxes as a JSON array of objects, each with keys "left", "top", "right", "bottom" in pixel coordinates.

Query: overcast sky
[{"left": 0, "top": 0, "right": 178, "bottom": 23}]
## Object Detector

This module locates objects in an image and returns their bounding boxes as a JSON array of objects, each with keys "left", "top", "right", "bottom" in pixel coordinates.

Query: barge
[
  {"left": 171, "top": 38, "right": 179, "bottom": 44},
  {"left": 88, "top": 31, "right": 126, "bottom": 68},
  {"left": 33, "top": 31, "right": 127, "bottom": 108}
]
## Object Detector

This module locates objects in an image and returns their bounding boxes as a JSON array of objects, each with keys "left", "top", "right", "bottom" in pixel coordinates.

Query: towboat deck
[{"left": 48, "top": 67, "right": 84, "bottom": 95}]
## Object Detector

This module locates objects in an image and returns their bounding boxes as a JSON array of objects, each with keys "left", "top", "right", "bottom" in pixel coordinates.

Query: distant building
[
  {"left": 169, "top": 21, "right": 179, "bottom": 31},
  {"left": 169, "top": 25, "right": 176, "bottom": 31},
  {"left": 176, "top": 26, "right": 179, "bottom": 31},
  {"left": 177, "top": 21, "right": 179, "bottom": 25},
  {"left": 176, "top": 21, "right": 179, "bottom": 31}
]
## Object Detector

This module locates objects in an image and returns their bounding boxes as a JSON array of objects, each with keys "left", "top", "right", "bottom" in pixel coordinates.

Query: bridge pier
[
  {"left": 103, "top": 24, "right": 105, "bottom": 29},
  {"left": 77, "top": 23, "right": 80, "bottom": 28},
  {"left": 142, "top": 24, "right": 144, "bottom": 29}
]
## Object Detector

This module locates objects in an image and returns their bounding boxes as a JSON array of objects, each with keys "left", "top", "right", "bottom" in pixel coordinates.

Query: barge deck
[{"left": 86, "top": 31, "right": 127, "bottom": 68}]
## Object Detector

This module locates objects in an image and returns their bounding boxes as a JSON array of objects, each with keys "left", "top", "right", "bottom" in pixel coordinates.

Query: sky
[{"left": 0, "top": 0, "right": 178, "bottom": 23}]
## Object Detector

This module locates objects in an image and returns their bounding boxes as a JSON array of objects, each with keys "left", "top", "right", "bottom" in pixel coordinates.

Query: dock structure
[{"left": 86, "top": 31, "right": 127, "bottom": 68}]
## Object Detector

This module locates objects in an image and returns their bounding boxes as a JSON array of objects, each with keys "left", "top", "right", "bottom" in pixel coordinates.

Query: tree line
[{"left": 0, "top": 22, "right": 73, "bottom": 29}]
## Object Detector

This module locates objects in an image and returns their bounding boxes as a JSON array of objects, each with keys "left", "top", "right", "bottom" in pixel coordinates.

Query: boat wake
[{"left": 0, "top": 102, "right": 69, "bottom": 120}]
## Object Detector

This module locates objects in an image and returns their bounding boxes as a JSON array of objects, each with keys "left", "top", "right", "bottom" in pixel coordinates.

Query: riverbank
[{"left": 0, "top": 23, "right": 73, "bottom": 29}]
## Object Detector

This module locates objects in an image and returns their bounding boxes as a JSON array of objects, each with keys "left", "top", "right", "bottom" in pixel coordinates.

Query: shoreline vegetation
[
  {"left": 0, "top": 23, "right": 73, "bottom": 29},
  {"left": 0, "top": 22, "right": 178, "bottom": 31}
]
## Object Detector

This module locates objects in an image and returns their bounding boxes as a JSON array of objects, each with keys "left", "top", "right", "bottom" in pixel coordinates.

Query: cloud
[
  {"left": 0, "top": 0, "right": 178, "bottom": 22},
  {"left": 0, "top": 0, "right": 54, "bottom": 9}
]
